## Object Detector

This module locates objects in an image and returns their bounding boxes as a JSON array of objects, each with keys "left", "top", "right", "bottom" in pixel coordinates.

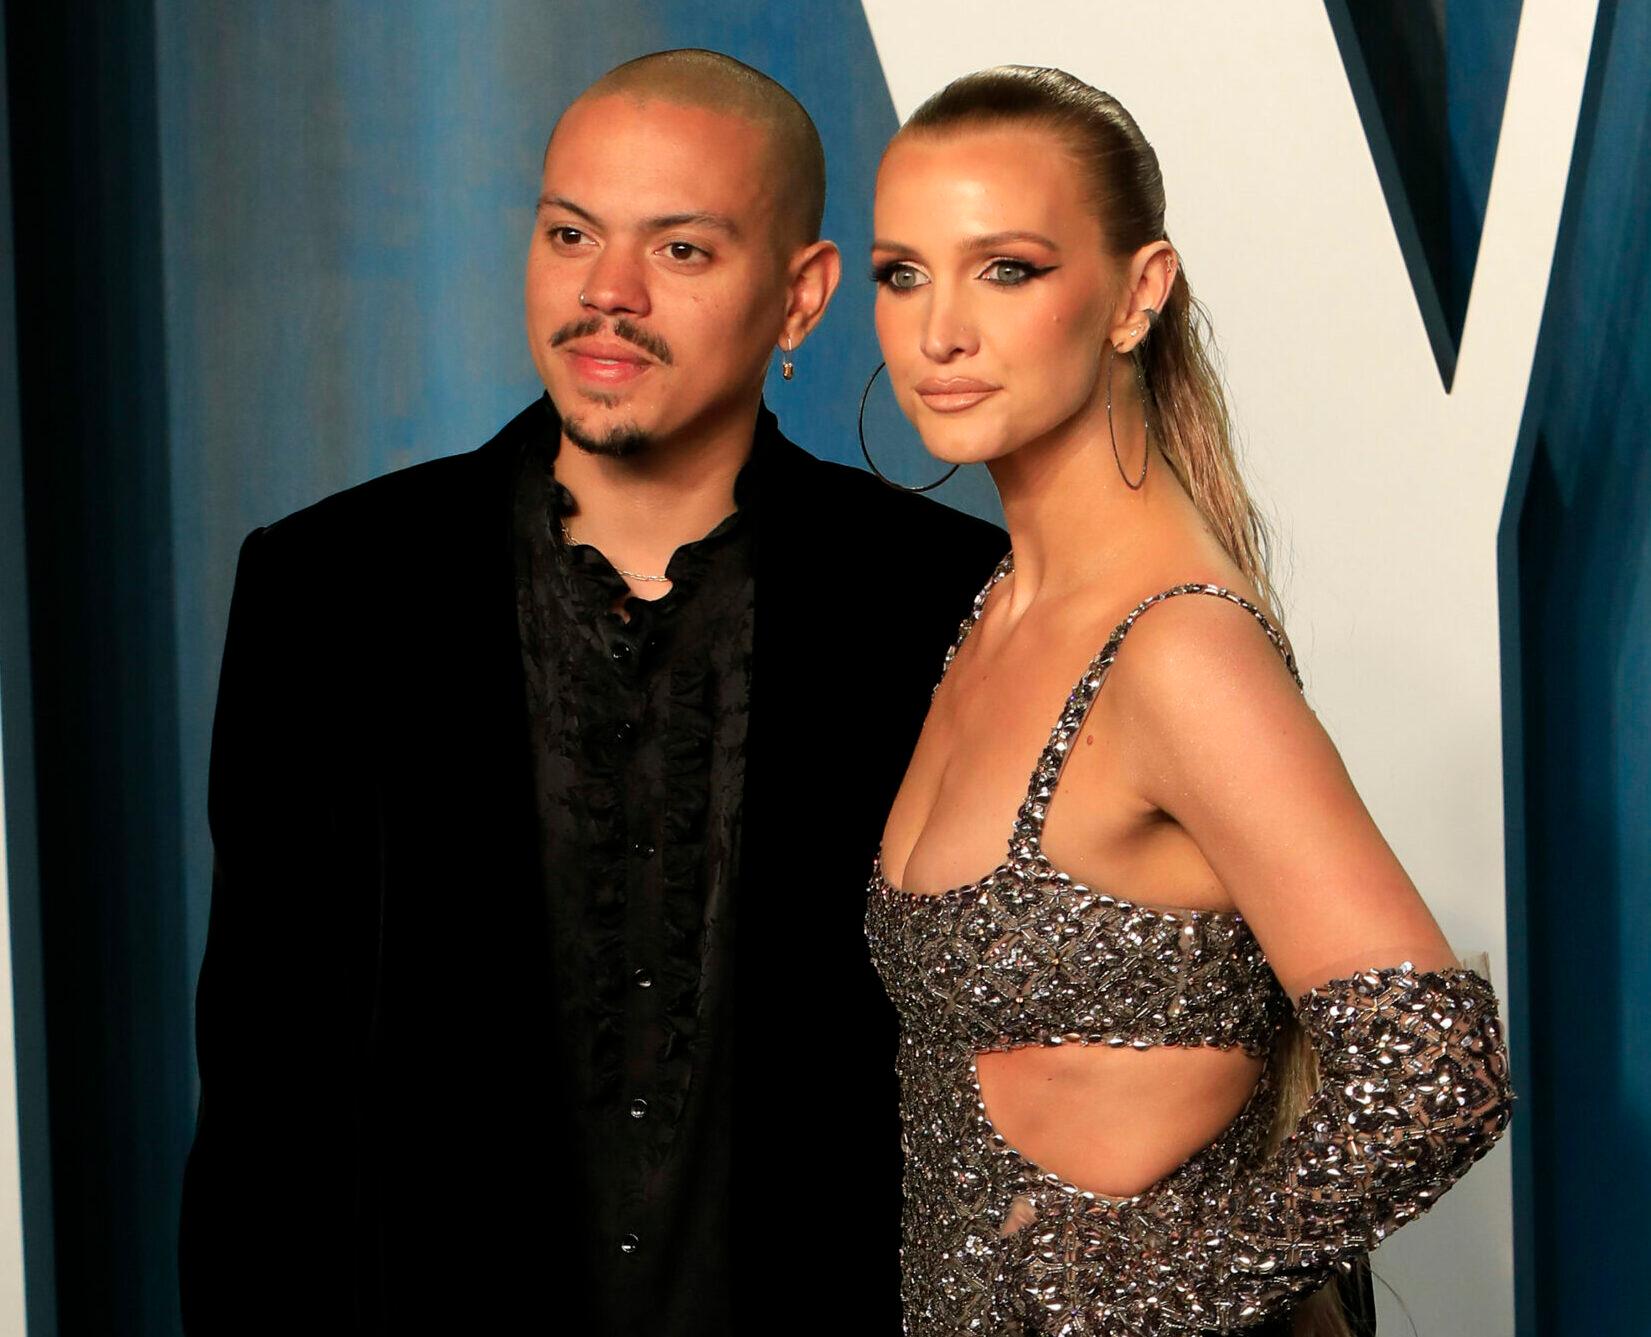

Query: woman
[{"left": 862, "top": 67, "right": 1512, "bottom": 1336}]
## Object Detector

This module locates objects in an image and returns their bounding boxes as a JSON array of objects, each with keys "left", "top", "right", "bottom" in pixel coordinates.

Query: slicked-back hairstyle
[
  {"left": 571, "top": 48, "right": 826, "bottom": 247},
  {"left": 904, "top": 66, "right": 1276, "bottom": 614}
]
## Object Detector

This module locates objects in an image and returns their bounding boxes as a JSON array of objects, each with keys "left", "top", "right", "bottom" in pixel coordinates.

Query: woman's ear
[{"left": 1107, "top": 241, "right": 1177, "bottom": 352}]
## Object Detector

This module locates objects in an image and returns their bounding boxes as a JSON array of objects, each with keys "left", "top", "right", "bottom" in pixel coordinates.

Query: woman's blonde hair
[{"left": 904, "top": 66, "right": 1349, "bottom": 1337}]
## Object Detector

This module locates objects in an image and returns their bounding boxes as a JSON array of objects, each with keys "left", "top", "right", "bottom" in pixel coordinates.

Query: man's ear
[{"left": 780, "top": 240, "right": 842, "bottom": 349}]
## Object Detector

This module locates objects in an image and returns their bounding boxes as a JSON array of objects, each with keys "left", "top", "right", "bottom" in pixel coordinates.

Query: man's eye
[
  {"left": 664, "top": 242, "right": 707, "bottom": 262},
  {"left": 549, "top": 226, "right": 585, "bottom": 246}
]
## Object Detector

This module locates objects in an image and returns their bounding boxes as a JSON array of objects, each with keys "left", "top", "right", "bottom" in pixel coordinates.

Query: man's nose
[{"left": 580, "top": 245, "right": 650, "bottom": 317}]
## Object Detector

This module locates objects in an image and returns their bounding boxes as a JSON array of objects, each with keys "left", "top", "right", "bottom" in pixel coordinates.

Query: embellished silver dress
[{"left": 865, "top": 561, "right": 1513, "bottom": 1335}]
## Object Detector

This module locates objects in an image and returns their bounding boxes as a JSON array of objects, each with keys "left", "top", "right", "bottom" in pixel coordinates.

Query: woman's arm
[
  {"left": 1117, "top": 594, "right": 1458, "bottom": 997},
  {"left": 1094, "top": 595, "right": 1512, "bottom": 1331}
]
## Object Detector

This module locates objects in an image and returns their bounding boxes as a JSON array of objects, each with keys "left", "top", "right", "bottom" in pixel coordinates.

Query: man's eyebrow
[
  {"left": 643, "top": 211, "right": 741, "bottom": 238},
  {"left": 535, "top": 197, "right": 741, "bottom": 240},
  {"left": 537, "top": 194, "right": 602, "bottom": 226},
  {"left": 871, "top": 230, "right": 1061, "bottom": 256}
]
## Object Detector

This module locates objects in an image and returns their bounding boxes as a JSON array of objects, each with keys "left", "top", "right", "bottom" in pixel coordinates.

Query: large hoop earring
[
  {"left": 1105, "top": 342, "right": 1150, "bottom": 491},
  {"left": 857, "top": 362, "right": 960, "bottom": 493}
]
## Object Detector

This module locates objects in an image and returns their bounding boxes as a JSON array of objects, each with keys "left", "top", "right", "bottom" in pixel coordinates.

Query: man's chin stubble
[{"left": 563, "top": 411, "right": 651, "bottom": 459}]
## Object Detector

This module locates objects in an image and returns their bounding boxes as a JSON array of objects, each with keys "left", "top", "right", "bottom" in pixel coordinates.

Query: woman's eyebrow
[
  {"left": 871, "top": 230, "right": 1061, "bottom": 257},
  {"left": 960, "top": 230, "right": 1060, "bottom": 252}
]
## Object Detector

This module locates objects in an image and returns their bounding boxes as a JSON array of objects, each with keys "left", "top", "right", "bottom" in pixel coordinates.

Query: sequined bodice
[
  {"left": 868, "top": 852, "right": 1285, "bottom": 1058},
  {"left": 867, "top": 559, "right": 1294, "bottom": 1057},
  {"left": 864, "top": 561, "right": 1298, "bottom": 1334}
]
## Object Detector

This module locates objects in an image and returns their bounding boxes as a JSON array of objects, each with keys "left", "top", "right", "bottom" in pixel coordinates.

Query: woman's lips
[{"left": 915, "top": 377, "right": 1000, "bottom": 413}]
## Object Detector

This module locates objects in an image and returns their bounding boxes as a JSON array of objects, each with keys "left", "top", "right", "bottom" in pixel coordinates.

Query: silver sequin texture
[{"left": 865, "top": 563, "right": 1513, "bottom": 1335}]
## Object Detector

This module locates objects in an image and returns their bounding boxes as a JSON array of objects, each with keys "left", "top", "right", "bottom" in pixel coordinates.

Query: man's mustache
[{"left": 550, "top": 315, "right": 673, "bottom": 366}]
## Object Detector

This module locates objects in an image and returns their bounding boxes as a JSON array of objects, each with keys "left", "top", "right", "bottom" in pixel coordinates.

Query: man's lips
[
  {"left": 915, "top": 377, "right": 1001, "bottom": 412},
  {"left": 561, "top": 339, "right": 656, "bottom": 385}
]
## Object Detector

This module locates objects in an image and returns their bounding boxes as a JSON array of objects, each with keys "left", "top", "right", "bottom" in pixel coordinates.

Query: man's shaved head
[{"left": 556, "top": 49, "right": 826, "bottom": 247}]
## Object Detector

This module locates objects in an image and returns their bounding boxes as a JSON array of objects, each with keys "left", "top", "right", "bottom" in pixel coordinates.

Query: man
[{"left": 178, "top": 50, "right": 1005, "bottom": 1334}]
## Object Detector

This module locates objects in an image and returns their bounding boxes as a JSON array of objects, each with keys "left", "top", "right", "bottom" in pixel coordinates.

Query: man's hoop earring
[
  {"left": 858, "top": 362, "right": 959, "bottom": 493},
  {"left": 1105, "top": 342, "right": 1150, "bottom": 491}
]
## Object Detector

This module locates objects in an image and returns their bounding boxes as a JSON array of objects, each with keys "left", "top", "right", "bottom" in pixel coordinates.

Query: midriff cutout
[{"left": 974, "top": 1042, "right": 1266, "bottom": 1200}]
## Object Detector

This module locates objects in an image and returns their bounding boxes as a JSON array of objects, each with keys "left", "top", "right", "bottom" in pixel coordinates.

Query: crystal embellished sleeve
[{"left": 1127, "top": 965, "right": 1514, "bottom": 1332}]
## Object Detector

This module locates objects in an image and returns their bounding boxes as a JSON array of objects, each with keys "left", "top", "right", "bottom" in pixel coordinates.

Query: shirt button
[
  {"left": 610, "top": 640, "right": 634, "bottom": 664},
  {"left": 620, "top": 1233, "right": 640, "bottom": 1255},
  {"left": 629, "top": 1098, "right": 649, "bottom": 1119},
  {"left": 631, "top": 840, "right": 655, "bottom": 858},
  {"left": 612, "top": 721, "right": 636, "bottom": 745},
  {"left": 633, "top": 968, "right": 653, "bottom": 989}
]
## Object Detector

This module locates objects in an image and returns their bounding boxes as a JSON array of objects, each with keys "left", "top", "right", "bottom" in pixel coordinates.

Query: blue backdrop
[
  {"left": 1499, "top": 2, "right": 1651, "bottom": 1331},
  {"left": 1, "top": 3, "right": 1645, "bottom": 1334}
]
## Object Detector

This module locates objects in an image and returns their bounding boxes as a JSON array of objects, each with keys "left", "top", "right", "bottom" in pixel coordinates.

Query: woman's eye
[
  {"left": 877, "top": 263, "right": 929, "bottom": 291},
  {"left": 982, "top": 259, "right": 1036, "bottom": 285}
]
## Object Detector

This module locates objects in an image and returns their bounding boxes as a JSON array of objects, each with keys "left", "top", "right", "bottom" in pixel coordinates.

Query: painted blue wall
[
  {"left": 7, "top": 3, "right": 184, "bottom": 1331},
  {"left": 1501, "top": 3, "right": 1651, "bottom": 1333},
  {"left": 1323, "top": 0, "right": 1520, "bottom": 388}
]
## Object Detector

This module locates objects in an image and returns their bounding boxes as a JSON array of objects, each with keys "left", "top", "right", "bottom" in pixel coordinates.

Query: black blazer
[{"left": 178, "top": 400, "right": 1007, "bottom": 1334}]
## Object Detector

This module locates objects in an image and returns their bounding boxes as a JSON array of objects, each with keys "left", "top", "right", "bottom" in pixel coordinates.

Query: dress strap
[
  {"left": 930, "top": 553, "right": 1015, "bottom": 699},
  {"left": 1011, "top": 582, "right": 1301, "bottom": 854}
]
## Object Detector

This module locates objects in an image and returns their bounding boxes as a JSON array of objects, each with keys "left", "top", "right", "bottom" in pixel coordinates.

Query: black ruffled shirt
[{"left": 512, "top": 406, "right": 754, "bottom": 1334}]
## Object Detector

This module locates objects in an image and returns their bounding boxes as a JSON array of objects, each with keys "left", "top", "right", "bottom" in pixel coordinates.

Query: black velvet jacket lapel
[{"left": 738, "top": 407, "right": 1007, "bottom": 1321}]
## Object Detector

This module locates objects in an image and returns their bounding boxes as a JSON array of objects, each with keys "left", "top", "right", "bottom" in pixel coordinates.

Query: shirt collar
[
  {"left": 536, "top": 391, "right": 768, "bottom": 525},
  {"left": 534, "top": 392, "right": 766, "bottom": 594}
]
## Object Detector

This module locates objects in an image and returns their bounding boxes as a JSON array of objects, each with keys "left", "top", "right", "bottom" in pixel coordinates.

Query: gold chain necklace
[{"left": 559, "top": 520, "right": 671, "bottom": 583}]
